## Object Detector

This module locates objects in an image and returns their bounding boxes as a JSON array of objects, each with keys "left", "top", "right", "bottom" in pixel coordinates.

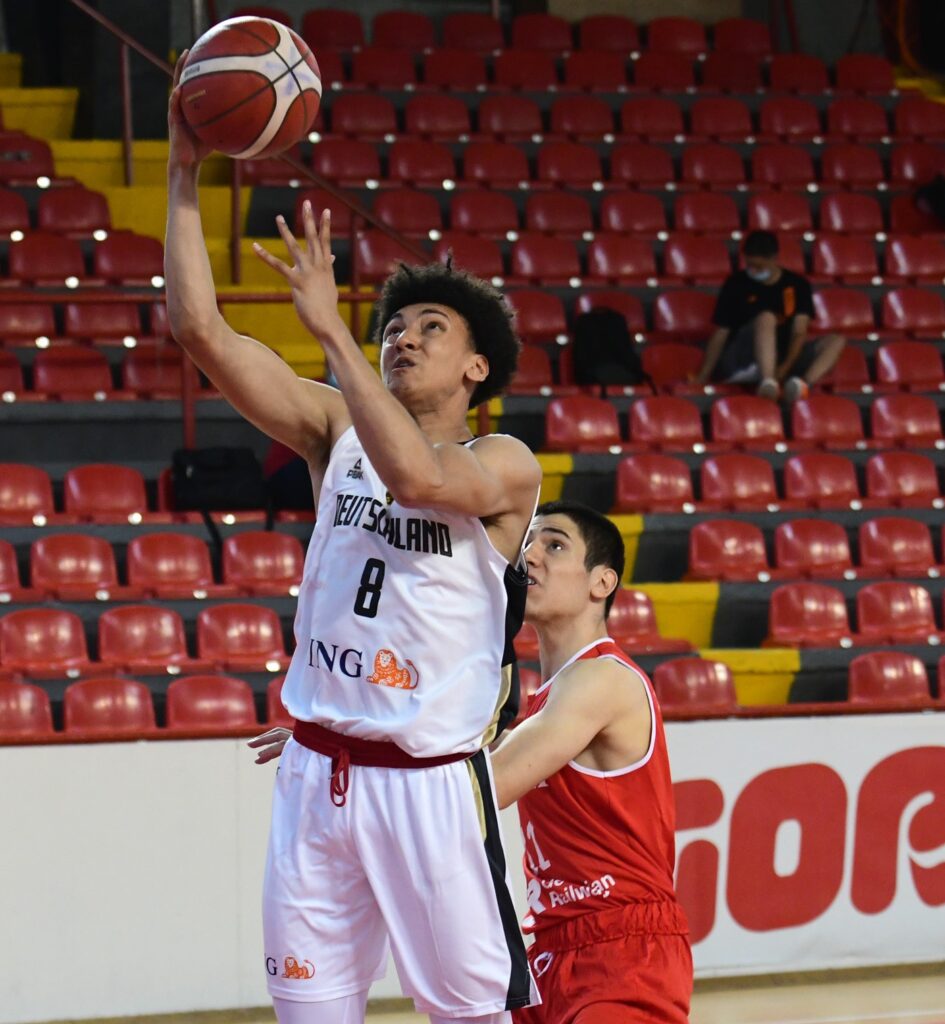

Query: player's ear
[
  {"left": 467, "top": 351, "right": 489, "bottom": 384},
  {"left": 591, "top": 566, "right": 619, "bottom": 605}
]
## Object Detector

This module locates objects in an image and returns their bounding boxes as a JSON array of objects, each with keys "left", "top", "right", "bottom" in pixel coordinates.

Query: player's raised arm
[{"left": 164, "top": 54, "right": 346, "bottom": 464}]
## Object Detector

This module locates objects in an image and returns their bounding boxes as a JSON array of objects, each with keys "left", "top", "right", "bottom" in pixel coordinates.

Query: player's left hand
[
  {"left": 253, "top": 201, "right": 347, "bottom": 342},
  {"left": 247, "top": 727, "right": 292, "bottom": 764}
]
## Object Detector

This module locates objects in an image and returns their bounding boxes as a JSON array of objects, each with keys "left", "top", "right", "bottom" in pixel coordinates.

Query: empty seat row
[
  {"left": 546, "top": 394, "right": 945, "bottom": 455},
  {"left": 0, "top": 603, "right": 292, "bottom": 678},
  {"left": 688, "top": 517, "right": 945, "bottom": 582},
  {"left": 0, "top": 186, "right": 113, "bottom": 240},
  {"left": 319, "top": 94, "right": 945, "bottom": 144},
  {"left": 0, "top": 230, "right": 163, "bottom": 286},
  {"left": 250, "top": 138, "right": 945, "bottom": 189},
  {"left": 615, "top": 450, "right": 945, "bottom": 514},
  {"left": 0, "top": 673, "right": 289, "bottom": 739},
  {"left": 0, "top": 530, "right": 303, "bottom": 600},
  {"left": 0, "top": 300, "right": 168, "bottom": 346}
]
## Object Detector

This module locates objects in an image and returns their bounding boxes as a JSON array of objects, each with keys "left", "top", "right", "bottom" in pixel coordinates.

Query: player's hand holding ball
[{"left": 168, "top": 51, "right": 214, "bottom": 169}]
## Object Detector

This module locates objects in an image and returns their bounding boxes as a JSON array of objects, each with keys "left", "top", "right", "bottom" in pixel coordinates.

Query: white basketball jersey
[{"left": 281, "top": 426, "right": 532, "bottom": 757}]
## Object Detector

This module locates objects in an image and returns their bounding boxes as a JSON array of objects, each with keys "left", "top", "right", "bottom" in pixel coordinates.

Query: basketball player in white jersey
[{"left": 166, "top": 56, "right": 540, "bottom": 1024}]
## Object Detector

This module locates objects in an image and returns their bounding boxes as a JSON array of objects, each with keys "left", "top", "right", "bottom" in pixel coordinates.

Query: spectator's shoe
[
  {"left": 757, "top": 377, "right": 780, "bottom": 401},
  {"left": 783, "top": 376, "right": 809, "bottom": 405}
]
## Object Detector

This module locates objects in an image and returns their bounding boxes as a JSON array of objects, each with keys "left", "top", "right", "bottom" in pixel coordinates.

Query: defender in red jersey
[{"left": 492, "top": 501, "right": 692, "bottom": 1024}]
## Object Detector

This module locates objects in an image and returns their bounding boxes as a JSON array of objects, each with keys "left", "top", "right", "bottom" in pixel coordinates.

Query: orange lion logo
[
  {"left": 282, "top": 956, "right": 315, "bottom": 980},
  {"left": 367, "top": 648, "right": 419, "bottom": 689}
]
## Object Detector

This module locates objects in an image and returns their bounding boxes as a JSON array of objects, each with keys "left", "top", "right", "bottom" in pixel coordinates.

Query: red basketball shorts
[{"left": 514, "top": 900, "right": 692, "bottom": 1024}]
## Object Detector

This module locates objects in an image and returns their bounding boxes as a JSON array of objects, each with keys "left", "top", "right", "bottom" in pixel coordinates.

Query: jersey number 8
[{"left": 354, "top": 557, "right": 386, "bottom": 618}]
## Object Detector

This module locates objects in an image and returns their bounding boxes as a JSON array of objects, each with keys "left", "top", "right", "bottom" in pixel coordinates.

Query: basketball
[{"left": 179, "top": 16, "right": 321, "bottom": 160}]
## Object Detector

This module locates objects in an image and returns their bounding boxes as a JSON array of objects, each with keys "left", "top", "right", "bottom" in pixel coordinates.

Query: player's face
[
  {"left": 523, "top": 514, "right": 594, "bottom": 623},
  {"left": 379, "top": 303, "right": 487, "bottom": 407}
]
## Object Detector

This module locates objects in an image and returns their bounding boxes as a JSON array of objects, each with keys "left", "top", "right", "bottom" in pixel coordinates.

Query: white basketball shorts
[{"left": 262, "top": 738, "right": 537, "bottom": 1017}]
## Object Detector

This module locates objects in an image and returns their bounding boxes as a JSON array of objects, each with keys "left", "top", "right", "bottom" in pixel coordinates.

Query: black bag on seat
[{"left": 171, "top": 446, "right": 269, "bottom": 512}]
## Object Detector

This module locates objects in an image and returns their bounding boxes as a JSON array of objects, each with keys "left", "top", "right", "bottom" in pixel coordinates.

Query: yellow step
[
  {"left": 0, "top": 87, "right": 77, "bottom": 138},
  {"left": 50, "top": 140, "right": 231, "bottom": 187},
  {"left": 101, "top": 185, "right": 250, "bottom": 242},
  {"left": 0, "top": 55, "right": 23, "bottom": 88},
  {"left": 698, "top": 648, "right": 800, "bottom": 706}
]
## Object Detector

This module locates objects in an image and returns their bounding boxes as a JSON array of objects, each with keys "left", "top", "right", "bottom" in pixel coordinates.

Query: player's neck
[
  {"left": 534, "top": 614, "right": 609, "bottom": 682},
  {"left": 409, "top": 405, "right": 475, "bottom": 445}
]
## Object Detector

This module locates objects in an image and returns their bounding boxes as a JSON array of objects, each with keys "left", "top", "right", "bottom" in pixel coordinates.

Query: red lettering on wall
[
  {"left": 674, "top": 780, "right": 724, "bottom": 943},
  {"left": 851, "top": 747, "right": 945, "bottom": 914},
  {"left": 727, "top": 765, "right": 847, "bottom": 931}
]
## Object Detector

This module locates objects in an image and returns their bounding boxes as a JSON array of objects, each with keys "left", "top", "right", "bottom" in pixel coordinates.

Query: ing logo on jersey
[
  {"left": 347, "top": 458, "right": 364, "bottom": 480},
  {"left": 282, "top": 956, "right": 315, "bottom": 980},
  {"left": 367, "top": 648, "right": 419, "bottom": 689}
]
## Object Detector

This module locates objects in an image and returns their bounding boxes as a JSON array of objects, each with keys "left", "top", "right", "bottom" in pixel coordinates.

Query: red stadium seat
[
  {"left": 301, "top": 8, "right": 363, "bottom": 51},
  {"left": 812, "top": 288, "right": 876, "bottom": 336},
  {"left": 632, "top": 52, "right": 695, "bottom": 92},
  {"left": 314, "top": 50, "right": 345, "bottom": 88},
  {"left": 197, "top": 603, "right": 290, "bottom": 672},
  {"left": 463, "top": 142, "right": 531, "bottom": 188},
  {"left": 354, "top": 231, "right": 420, "bottom": 283},
  {"left": 30, "top": 533, "right": 137, "bottom": 601},
  {"left": 791, "top": 395, "right": 867, "bottom": 450},
  {"left": 701, "top": 53, "right": 763, "bottom": 93},
  {"left": 330, "top": 93, "right": 397, "bottom": 139},
  {"left": 783, "top": 452, "right": 864, "bottom": 510},
  {"left": 63, "top": 464, "right": 155, "bottom": 524},
  {"left": 562, "top": 52, "right": 628, "bottom": 92},
  {"left": 449, "top": 190, "right": 519, "bottom": 238},
  {"left": 640, "top": 343, "right": 703, "bottom": 390},
  {"left": 0, "top": 464, "right": 56, "bottom": 525},
  {"left": 32, "top": 346, "right": 118, "bottom": 402},
  {"left": 127, "top": 532, "right": 236, "bottom": 599},
  {"left": 890, "top": 142, "right": 945, "bottom": 186},
  {"left": 859, "top": 517, "right": 938, "bottom": 577},
  {"left": 710, "top": 395, "right": 786, "bottom": 450},
  {"left": 0, "top": 607, "right": 97, "bottom": 678},
  {"left": 0, "top": 350, "right": 24, "bottom": 399},
  {"left": 536, "top": 142, "right": 603, "bottom": 188},
  {"left": 63, "top": 302, "right": 142, "bottom": 345},
  {"left": 613, "top": 454, "right": 694, "bottom": 513},
  {"left": 647, "top": 16, "right": 705, "bottom": 55},
  {"left": 508, "top": 345, "right": 555, "bottom": 395},
  {"left": 0, "top": 133, "right": 55, "bottom": 184},
  {"left": 293, "top": 189, "right": 354, "bottom": 236},
  {"left": 699, "top": 453, "right": 780, "bottom": 511},
  {"left": 774, "top": 518, "right": 855, "bottom": 579},
  {"left": 866, "top": 451, "right": 943, "bottom": 507},
  {"left": 766, "top": 583, "right": 854, "bottom": 647},
  {"left": 587, "top": 234, "right": 656, "bottom": 285},
  {"left": 599, "top": 193, "right": 667, "bottom": 236},
  {"left": 653, "top": 658, "right": 737, "bottom": 713},
  {"left": 663, "top": 235, "right": 731, "bottom": 285},
  {"left": 0, "top": 681, "right": 54, "bottom": 739},
  {"left": 620, "top": 98, "right": 684, "bottom": 141},
  {"left": 64, "top": 678, "right": 156, "bottom": 736},
  {"left": 681, "top": 143, "right": 745, "bottom": 189},
  {"left": 857, "top": 581, "right": 943, "bottom": 644},
  {"left": 525, "top": 192, "right": 593, "bottom": 237},
  {"left": 884, "top": 236, "right": 945, "bottom": 284},
  {"left": 267, "top": 675, "right": 293, "bottom": 726},
  {"left": 0, "top": 188, "right": 29, "bottom": 236},
  {"left": 550, "top": 95, "right": 615, "bottom": 140},
  {"left": 650, "top": 290, "right": 715, "bottom": 343},
  {"left": 311, "top": 139, "right": 381, "bottom": 186},
  {"left": 574, "top": 292, "right": 647, "bottom": 335},
  {"left": 822, "top": 345, "right": 871, "bottom": 393},
  {"left": 222, "top": 531, "right": 305, "bottom": 596},
  {"left": 882, "top": 288, "right": 945, "bottom": 337},
  {"left": 388, "top": 140, "right": 455, "bottom": 187},
  {"left": 8, "top": 231, "right": 85, "bottom": 285},
  {"left": 477, "top": 95, "right": 543, "bottom": 141},
  {"left": 37, "top": 186, "right": 110, "bottom": 238},
  {"left": 351, "top": 47, "right": 416, "bottom": 89},
  {"left": 511, "top": 234, "right": 580, "bottom": 285},
  {"left": 511, "top": 13, "right": 572, "bottom": 51},
  {"left": 689, "top": 99, "right": 752, "bottom": 142},
  {"left": 812, "top": 235, "right": 879, "bottom": 284},
  {"left": 820, "top": 145, "right": 885, "bottom": 189},
  {"left": 494, "top": 49, "right": 558, "bottom": 91},
  {"left": 714, "top": 17, "right": 772, "bottom": 56},
  {"left": 608, "top": 589, "right": 692, "bottom": 654},
  {"left": 674, "top": 192, "right": 740, "bottom": 235},
  {"left": 826, "top": 98, "right": 890, "bottom": 141},
  {"left": 769, "top": 53, "right": 829, "bottom": 93},
  {"left": 758, "top": 97, "right": 822, "bottom": 142},
  {"left": 629, "top": 396, "right": 705, "bottom": 452},
  {"left": 122, "top": 347, "right": 186, "bottom": 399},
  {"left": 404, "top": 95, "right": 470, "bottom": 140},
  {"left": 434, "top": 233, "right": 505, "bottom": 280},
  {"left": 422, "top": 50, "right": 487, "bottom": 90},
  {"left": 165, "top": 675, "right": 258, "bottom": 733},
  {"left": 849, "top": 652, "right": 931, "bottom": 705},
  {"left": 150, "top": 302, "right": 170, "bottom": 337},
  {"left": 372, "top": 10, "right": 435, "bottom": 50},
  {"left": 687, "top": 519, "right": 773, "bottom": 581},
  {"left": 894, "top": 96, "right": 945, "bottom": 140},
  {"left": 0, "top": 539, "right": 25, "bottom": 601},
  {"left": 372, "top": 189, "right": 443, "bottom": 238},
  {"left": 747, "top": 191, "right": 813, "bottom": 233},
  {"left": 870, "top": 393, "right": 943, "bottom": 447},
  {"left": 98, "top": 604, "right": 209, "bottom": 675},
  {"left": 505, "top": 290, "right": 568, "bottom": 344},
  {"left": 819, "top": 194, "right": 884, "bottom": 237},
  {"left": 579, "top": 15, "right": 639, "bottom": 53},
  {"left": 94, "top": 231, "right": 164, "bottom": 286},
  {"left": 442, "top": 13, "right": 504, "bottom": 52},
  {"left": 545, "top": 396, "right": 622, "bottom": 453},
  {"left": 610, "top": 143, "right": 676, "bottom": 188},
  {"left": 751, "top": 145, "right": 816, "bottom": 189},
  {"left": 835, "top": 54, "right": 895, "bottom": 94},
  {"left": 875, "top": 341, "right": 945, "bottom": 391}
]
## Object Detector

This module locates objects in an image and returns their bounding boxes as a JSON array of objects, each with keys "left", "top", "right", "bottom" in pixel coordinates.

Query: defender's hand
[
  {"left": 168, "top": 51, "right": 214, "bottom": 168},
  {"left": 248, "top": 727, "right": 292, "bottom": 765}
]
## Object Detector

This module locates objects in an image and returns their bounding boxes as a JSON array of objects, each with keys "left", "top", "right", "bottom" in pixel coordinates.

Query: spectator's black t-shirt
[{"left": 713, "top": 269, "right": 815, "bottom": 351}]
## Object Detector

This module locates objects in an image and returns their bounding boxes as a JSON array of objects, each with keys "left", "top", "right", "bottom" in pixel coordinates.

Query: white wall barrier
[{"left": 0, "top": 713, "right": 943, "bottom": 1023}]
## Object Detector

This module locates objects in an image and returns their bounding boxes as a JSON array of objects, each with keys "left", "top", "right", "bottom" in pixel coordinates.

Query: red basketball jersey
[{"left": 517, "top": 637, "right": 681, "bottom": 934}]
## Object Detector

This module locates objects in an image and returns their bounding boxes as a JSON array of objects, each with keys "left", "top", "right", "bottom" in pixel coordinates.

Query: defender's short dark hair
[
  {"left": 536, "top": 500, "right": 625, "bottom": 617},
  {"left": 743, "top": 230, "right": 779, "bottom": 259},
  {"left": 373, "top": 261, "right": 521, "bottom": 408}
]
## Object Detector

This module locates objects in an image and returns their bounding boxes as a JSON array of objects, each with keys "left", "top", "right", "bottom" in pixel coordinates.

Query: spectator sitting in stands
[{"left": 693, "top": 230, "right": 845, "bottom": 403}]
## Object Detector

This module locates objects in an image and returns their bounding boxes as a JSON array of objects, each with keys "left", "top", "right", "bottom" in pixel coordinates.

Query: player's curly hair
[{"left": 373, "top": 261, "right": 521, "bottom": 408}]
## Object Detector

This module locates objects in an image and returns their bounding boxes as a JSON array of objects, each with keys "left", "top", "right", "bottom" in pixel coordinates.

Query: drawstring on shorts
[{"left": 330, "top": 749, "right": 351, "bottom": 807}]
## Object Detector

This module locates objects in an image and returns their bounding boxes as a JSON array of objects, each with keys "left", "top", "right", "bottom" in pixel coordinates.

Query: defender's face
[
  {"left": 524, "top": 514, "right": 593, "bottom": 623},
  {"left": 380, "top": 303, "right": 485, "bottom": 405}
]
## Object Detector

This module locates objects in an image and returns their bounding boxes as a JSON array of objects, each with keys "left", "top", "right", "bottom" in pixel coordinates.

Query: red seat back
[{"left": 64, "top": 678, "right": 156, "bottom": 735}]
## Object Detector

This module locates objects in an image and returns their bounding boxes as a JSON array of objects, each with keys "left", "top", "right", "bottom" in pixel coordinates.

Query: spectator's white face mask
[{"left": 746, "top": 267, "right": 773, "bottom": 282}]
